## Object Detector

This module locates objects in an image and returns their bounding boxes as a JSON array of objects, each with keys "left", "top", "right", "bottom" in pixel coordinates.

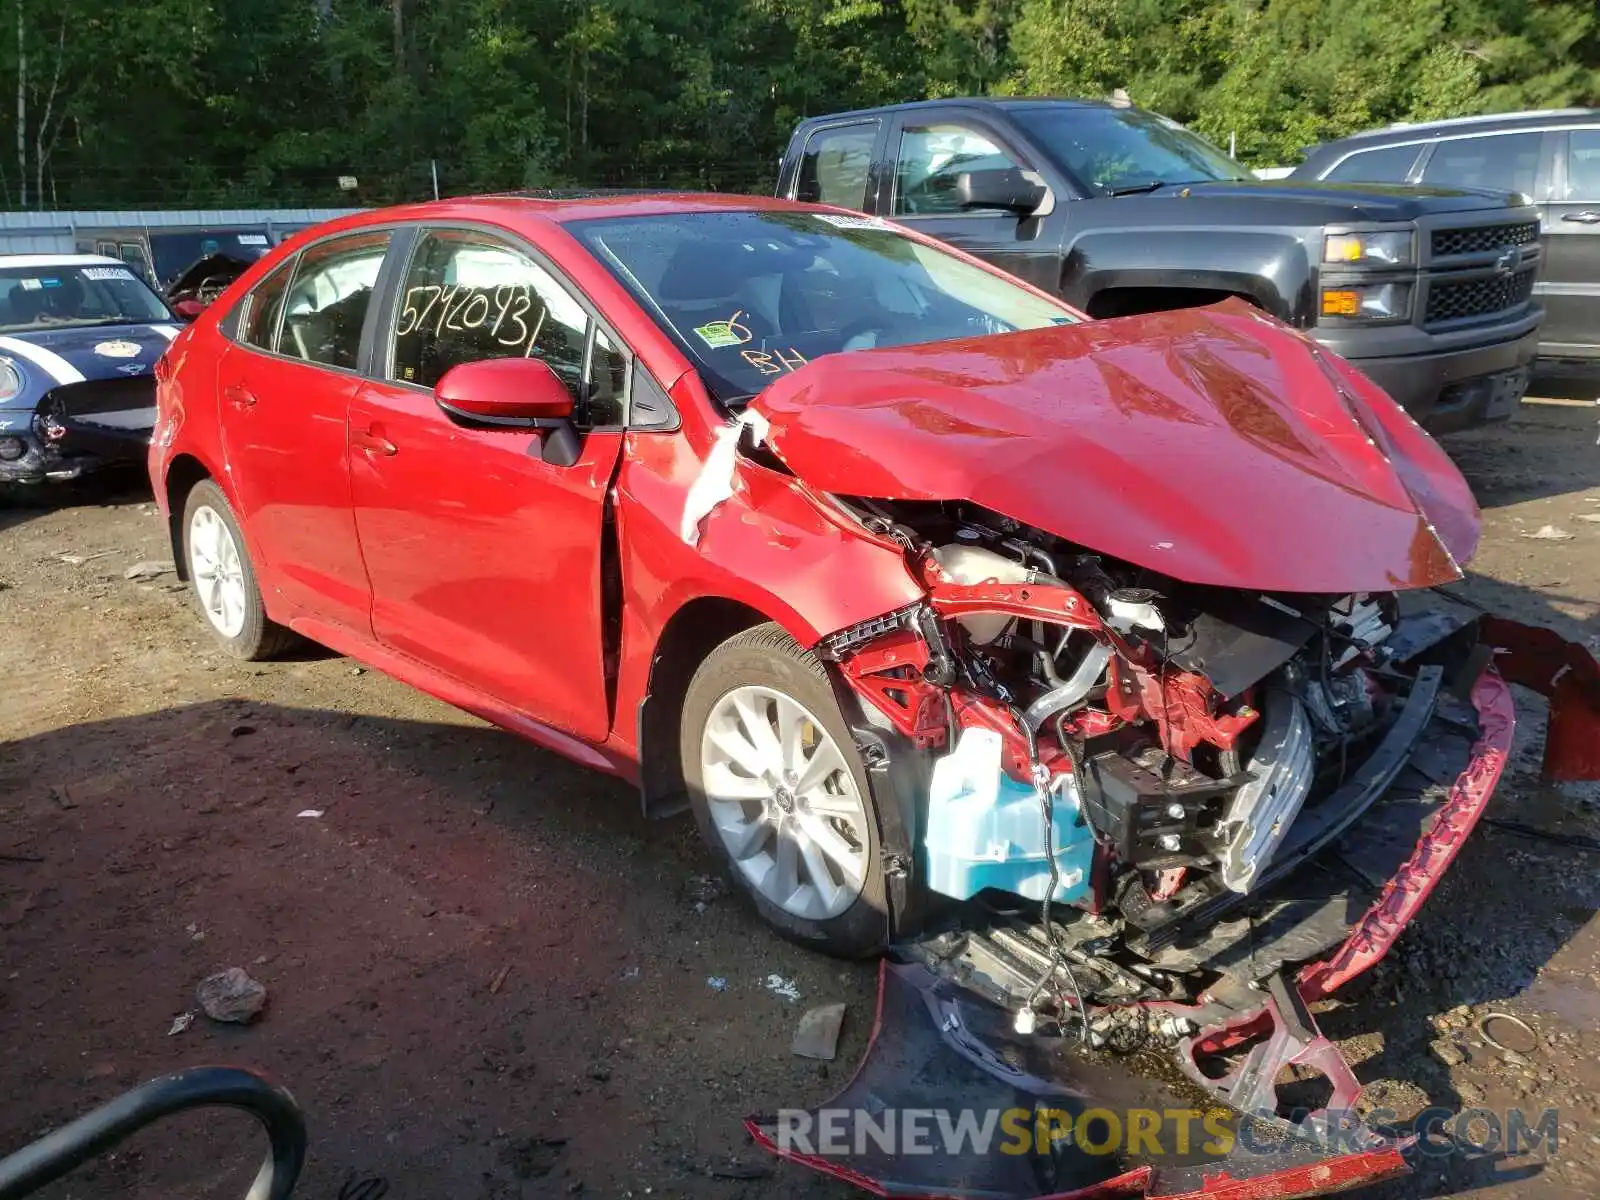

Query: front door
[
  {"left": 216, "top": 230, "right": 390, "bottom": 631},
  {"left": 348, "top": 226, "right": 627, "bottom": 743},
  {"left": 878, "top": 116, "right": 1059, "bottom": 290},
  {"left": 1541, "top": 127, "right": 1600, "bottom": 358}
]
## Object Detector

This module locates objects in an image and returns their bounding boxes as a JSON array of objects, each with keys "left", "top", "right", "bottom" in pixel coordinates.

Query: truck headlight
[
  {"left": 1324, "top": 231, "right": 1413, "bottom": 266},
  {"left": 1321, "top": 283, "right": 1411, "bottom": 320}
]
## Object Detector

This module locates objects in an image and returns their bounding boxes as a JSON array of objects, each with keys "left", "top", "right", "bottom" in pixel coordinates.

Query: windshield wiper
[{"left": 1106, "top": 179, "right": 1167, "bottom": 196}]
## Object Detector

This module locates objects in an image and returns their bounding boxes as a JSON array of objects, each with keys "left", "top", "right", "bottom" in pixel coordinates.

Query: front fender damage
[{"left": 753, "top": 580, "right": 1595, "bottom": 1197}]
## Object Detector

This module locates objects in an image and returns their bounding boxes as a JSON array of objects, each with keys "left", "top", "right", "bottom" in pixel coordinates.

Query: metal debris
[
  {"left": 792, "top": 1002, "right": 846, "bottom": 1060},
  {"left": 1521, "top": 525, "right": 1574, "bottom": 540},
  {"left": 1477, "top": 1011, "right": 1539, "bottom": 1055},
  {"left": 167, "top": 1011, "right": 196, "bottom": 1036}
]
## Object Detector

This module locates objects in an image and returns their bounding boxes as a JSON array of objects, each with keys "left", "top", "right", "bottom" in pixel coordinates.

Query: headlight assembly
[{"left": 1324, "top": 231, "right": 1414, "bottom": 266}]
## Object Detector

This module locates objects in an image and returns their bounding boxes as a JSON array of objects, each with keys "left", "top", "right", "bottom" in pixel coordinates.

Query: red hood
[{"left": 750, "top": 302, "right": 1480, "bottom": 593}]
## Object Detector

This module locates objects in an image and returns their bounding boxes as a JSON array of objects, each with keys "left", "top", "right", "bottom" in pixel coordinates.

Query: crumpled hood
[{"left": 750, "top": 302, "right": 1480, "bottom": 594}]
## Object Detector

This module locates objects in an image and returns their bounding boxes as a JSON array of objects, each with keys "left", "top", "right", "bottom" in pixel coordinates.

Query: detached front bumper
[{"left": 754, "top": 614, "right": 1600, "bottom": 1198}]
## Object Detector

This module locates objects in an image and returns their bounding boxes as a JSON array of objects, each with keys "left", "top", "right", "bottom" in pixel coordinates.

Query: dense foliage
[{"left": 4, "top": 0, "right": 1598, "bottom": 208}]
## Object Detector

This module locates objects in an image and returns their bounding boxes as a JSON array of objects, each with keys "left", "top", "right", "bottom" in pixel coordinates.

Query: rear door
[
  {"left": 1540, "top": 125, "right": 1600, "bottom": 358},
  {"left": 347, "top": 225, "right": 626, "bottom": 744},
  {"left": 878, "top": 111, "right": 1058, "bottom": 289},
  {"left": 216, "top": 229, "right": 390, "bottom": 632}
]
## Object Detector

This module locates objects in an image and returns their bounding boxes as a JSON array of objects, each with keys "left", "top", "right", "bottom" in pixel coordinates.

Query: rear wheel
[
  {"left": 181, "top": 479, "right": 295, "bottom": 660},
  {"left": 681, "top": 623, "right": 888, "bottom": 957}
]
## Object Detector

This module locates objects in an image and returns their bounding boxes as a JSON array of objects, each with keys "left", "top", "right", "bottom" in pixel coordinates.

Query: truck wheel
[
  {"left": 681, "top": 623, "right": 889, "bottom": 957},
  {"left": 181, "top": 480, "right": 296, "bottom": 661}
]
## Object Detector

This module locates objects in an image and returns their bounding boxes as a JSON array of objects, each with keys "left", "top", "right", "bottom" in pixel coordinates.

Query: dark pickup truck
[{"left": 776, "top": 98, "right": 1546, "bottom": 431}]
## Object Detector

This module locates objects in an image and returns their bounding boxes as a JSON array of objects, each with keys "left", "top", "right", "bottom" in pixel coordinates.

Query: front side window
[
  {"left": 390, "top": 230, "right": 591, "bottom": 398},
  {"left": 894, "top": 125, "right": 1023, "bottom": 216},
  {"left": 0, "top": 262, "right": 170, "bottom": 334},
  {"left": 1422, "top": 132, "right": 1541, "bottom": 196},
  {"left": 1324, "top": 144, "right": 1423, "bottom": 184},
  {"left": 795, "top": 123, "right": 877, "bottom": 210},
  {"left": 1564, "top": 129, "right": 1600, "bottom": 200},
  {"left": 279, "top": 231, "right": 389, "bottom": 369},
  {"left": 570, "top": 209, "right": 1077, "bottom": 406},
  {"left": 1009, "top": 105, "right": 1249, "bottom": 193}
]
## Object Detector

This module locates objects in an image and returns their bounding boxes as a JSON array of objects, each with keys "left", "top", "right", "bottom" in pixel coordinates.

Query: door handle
[
  {"left": 353, "top": 428, "right": 397, "bottom": 456},
  {"left": 223, "top": 384, "right": 257, "bottom": 409},
  {"left": 1560, "top": 211, "right": 1600, "bottom": 224}
]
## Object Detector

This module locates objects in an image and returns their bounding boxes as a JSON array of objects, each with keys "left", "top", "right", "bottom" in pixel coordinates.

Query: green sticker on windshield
[{"left": 693, "top": 321, "right": 745, "bottom": 349}]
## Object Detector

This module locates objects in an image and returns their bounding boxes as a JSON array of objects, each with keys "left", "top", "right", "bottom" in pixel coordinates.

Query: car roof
[
  {"left": 0, "top": 253, "right": 126, "bottom": 269},
  {"left": 1303, "top": 108, "right": 1600, "bottom": 157},
  {"left": 792, "top": 97, "right": 1124, "bottom": 125},
  {"left": 302, "top": 191, "right": 854, "bottom": 236}
]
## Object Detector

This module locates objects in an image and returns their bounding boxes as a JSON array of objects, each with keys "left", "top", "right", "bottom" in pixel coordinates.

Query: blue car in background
[{"left": 0, "top": 254, "right": 180, "bottom": 484}]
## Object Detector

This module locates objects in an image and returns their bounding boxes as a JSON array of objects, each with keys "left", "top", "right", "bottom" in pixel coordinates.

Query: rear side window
[
  {"left": 794, "top": 123, "right": 877, "bottom": 210},
  {"left": 239, "top": 261, "right": 294, "bottom": 351},
  {"left": 279, "top": 232, "right": 390, "bottom": 369},
  {"left": 390, "top": 229, "right": 591, "bottom": 399},
  {"left": 1564, "top": 128, "right": 1600, "bottom": 200},
  {"left": 1323, "top": 144, "right": 1422, "bottom": 183},
  {"left": 1422, "top": 132, "right": 1541, "bottom": 196}
]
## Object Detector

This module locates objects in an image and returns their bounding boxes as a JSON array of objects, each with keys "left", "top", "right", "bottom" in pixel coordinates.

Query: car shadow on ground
[{"left": 0, "top": 467, "right": 154, "bottom": 536}]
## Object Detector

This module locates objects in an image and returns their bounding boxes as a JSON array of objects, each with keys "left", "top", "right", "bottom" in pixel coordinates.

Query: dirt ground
[{"left": 1, "top": 395, "right": 1598, "bottom": 1200}]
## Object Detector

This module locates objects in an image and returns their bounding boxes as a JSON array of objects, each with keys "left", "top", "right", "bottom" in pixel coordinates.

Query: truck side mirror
[{"left": 955, "top": 168, "right": 1047, "bottom": 216}]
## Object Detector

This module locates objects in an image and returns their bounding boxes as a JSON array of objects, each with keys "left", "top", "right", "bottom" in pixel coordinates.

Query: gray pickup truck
[{"left": 777, "top": 98, "right": 1546, "bottom": 431}]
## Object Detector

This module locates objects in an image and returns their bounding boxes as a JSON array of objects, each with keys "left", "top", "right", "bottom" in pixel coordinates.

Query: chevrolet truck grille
[
  {"left": 1425, "top": 267, "right": 1537, "bottom": 325},
  {"left": 1431, "top": 221, "right": 1540, "bottom": 258}
]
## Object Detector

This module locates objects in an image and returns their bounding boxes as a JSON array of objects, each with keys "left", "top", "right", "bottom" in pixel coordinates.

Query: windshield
[
  {"left": 149, "top": 229, "right": 272, "bottom": 285},
  {"left": 0, "top": 263, "right": 171, "bottom": 333},
  {"left": 1010, "top": 106, "right": 1249, "bottom": 193},
  {"left": 569, "top": 209, "right": 1077, "bottom": 404}
]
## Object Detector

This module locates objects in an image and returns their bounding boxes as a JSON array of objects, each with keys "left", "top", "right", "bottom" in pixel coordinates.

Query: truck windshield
[
  {"left": 1011, "top": 106, "right": 1250, "bottom": 193},
  {"left": 148, "top": 230, "right": 272, "bottom": 286},
  {"left": 570, "top": 209, "right": 1077, "bottom": 406},
  {"left": 0, "top": 263, "right": 171, "bottom": 333}
]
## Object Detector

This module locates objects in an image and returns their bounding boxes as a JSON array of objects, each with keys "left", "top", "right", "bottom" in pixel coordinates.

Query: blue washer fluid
[{"left": 923, "top": 727, "right": 1094, "bottom": 904}]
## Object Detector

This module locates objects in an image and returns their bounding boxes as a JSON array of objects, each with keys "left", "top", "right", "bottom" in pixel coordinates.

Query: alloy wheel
[{"left": 699, "top": 685, "right": 869, "bottom": 921}]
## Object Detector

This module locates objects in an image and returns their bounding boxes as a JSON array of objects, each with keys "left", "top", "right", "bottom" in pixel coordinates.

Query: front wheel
[{"left": 681, "top": 623, "right": 889, "bottom": 958}]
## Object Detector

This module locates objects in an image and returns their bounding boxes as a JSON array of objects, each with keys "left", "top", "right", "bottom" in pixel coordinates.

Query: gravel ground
[{"left": 0, "top": 396, "right": 1597, "bottom": 1200}]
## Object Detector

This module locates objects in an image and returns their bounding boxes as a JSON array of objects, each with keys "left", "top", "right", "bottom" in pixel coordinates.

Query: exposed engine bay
[{"left": 817, "top": 495, "right": 1510, "bottom": 1024}]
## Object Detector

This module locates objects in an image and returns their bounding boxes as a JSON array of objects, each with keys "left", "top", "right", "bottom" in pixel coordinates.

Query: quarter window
[
  {"left": 239, "top": 261, "right": 295, "bottom": 351},
  {"left": 390, "top": 230, "right": 590, "bottom": 400},
  {"left": 278, "top": 232, "right": 389, "bottom": 368},
  {"left": 1564, "top": 129, "right": 1600, "bottom": 200},
  {"left": 1323, "top": 144, "right": 1422, "bottom": 183},
  {"left": 1421, "top": 132, "right": 1541, "bottom": 196},
  {"left": 795, "top": 123, "right": 877, "bottom": 210},
  {"left": 893, "top": 124, "right": 1024, "bottom": 216}
]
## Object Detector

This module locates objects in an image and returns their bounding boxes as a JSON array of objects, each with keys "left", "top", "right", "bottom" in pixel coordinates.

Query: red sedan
[{"left": 147, "top": 189, "right": 1508, "bottom": 961}]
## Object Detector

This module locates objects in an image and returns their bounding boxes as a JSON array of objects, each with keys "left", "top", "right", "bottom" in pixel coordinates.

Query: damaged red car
[{"left": 148, "top": 195, "right": 1600, "bottom": 1200}]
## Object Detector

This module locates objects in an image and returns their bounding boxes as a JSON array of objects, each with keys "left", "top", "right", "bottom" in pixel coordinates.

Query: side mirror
[
  {"left": 955, "top": 168, "right": 1047, "bottom": 216},
  {"left": 434, "top": 357, "right": 580, "bottom": 466}
]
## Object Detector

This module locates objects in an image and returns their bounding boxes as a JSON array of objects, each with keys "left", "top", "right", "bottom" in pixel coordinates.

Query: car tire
[
  {"left": 681, "top": 622, "right": 889, "bottom": 958},
  {"left": 180, "top": 479, "right": 295, "bottom": 661}
]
